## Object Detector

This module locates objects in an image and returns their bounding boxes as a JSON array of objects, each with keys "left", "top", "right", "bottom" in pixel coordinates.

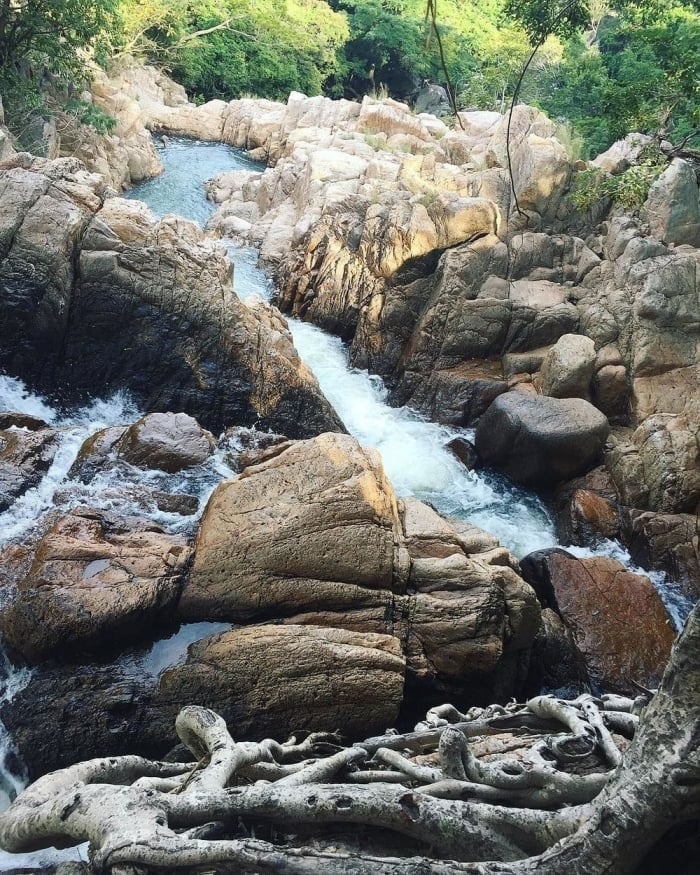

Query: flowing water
[{"left": 0, "top": 136, "right": 692, "bottom": 865}]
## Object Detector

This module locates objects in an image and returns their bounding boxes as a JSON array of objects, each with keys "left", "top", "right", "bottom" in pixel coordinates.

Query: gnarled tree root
[{"left": 1, "top": 603, "right": 699, "bottom": 873}]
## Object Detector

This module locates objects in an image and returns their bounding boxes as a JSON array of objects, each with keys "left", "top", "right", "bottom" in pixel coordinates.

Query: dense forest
[{"left": 0, "top": 1, "right": 698, "bottom": 159}]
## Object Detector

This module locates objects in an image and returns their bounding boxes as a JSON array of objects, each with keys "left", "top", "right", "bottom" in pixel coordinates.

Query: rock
[
  {"left": 642, "top": 158, "right": 700, "bottom": 247},
  {"left": 414, "top": 84, "right": 450, "bottom": 116},
  {"left": 0, "top": 658, "right": 156, "bottom": 778},
  {"left": 527, "top": 608, "right": 590, "bottom": 697},
  {"left": 0, "top": 163, "right": 343, "bottom": 438},
  {"left": 392, "top": 361, "right": 507, "bottom": 427},
  {"left": 474, "top": 393, "right": 610, "bottom": 487},
  {"left": 0, "top": 509, "right": 191, "bottom": 662},
  {"left": 620, "top": 509, "right": 700, "bottom": 600},
  {"left": 154, "top": 625, "right": 405, "bottom": 742},
  {"left": 447, "top": 437, "right": 480, "bottom": 470},
  {"left": 520, "top": 549, "right": 675, "bottom": 690},
  {"left": 151, "top": 491, "right": 200, "bottom": 516},
  {"left": 179, "top": 433, "right": 403, "bottom": 622},
  {"left": 552, "top": 467, "right": 621, "bottom": 546},
  {"left": 0, "top": 411, "right": 49, "bottom": 430},
  {"left": 0, "top": 426, "right": 58, "bottom": 511},
  {"left": 117, "top": 412, "right": 216, "bottom": 473},
  {"left": 591, "top": 133, "right": 652, "bottom": 175},
  {"left": 633, "top": 414, "right": 700, "bottom": 514},
  {"left": 591, "top": 364, "right": 629, "bottom": 420},
  {"left": 180, "top": 433, "right": 540, "bottom": 701},
  {"left": 559, "top": 489, "right": 620, "bottom": 546},
  {"left": 535, "top": 333, "right": 596, "bottom": 399},
  {"left": 2, "top": 624, "right": 404, "bottom": 777},
  {"left": 68, "top": 426, "right": 127, "bottom": 482}
]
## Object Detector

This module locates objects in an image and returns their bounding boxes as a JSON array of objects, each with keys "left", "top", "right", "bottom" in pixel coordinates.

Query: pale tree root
[{"left": 1, "top": 603, "right": 699, "bottom": 873}]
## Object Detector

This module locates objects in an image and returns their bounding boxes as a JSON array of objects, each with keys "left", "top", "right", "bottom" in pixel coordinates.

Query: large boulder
[
  {"left": 474, "top": 393, "right": 610, "bottom": 487},
  {"left": 179, "top": 433, "right": 541, "bottom": 701},
  {"left": 0, "top": 623, "right": 405, "bottom": 777},
  {"left": 179, "top": 432, "right": 403, "bottom": 622},
  {"left": 620, "top": 509, "right": 700, "bottom": 600},
  {"left": 153, "top": 624, "right": 405, "bottom": 742},
  {"left": 536, "top": 333, "right": 596, "bottom": 399},
  {"left": 520, "top": 549, "right": 675, "bottom": 690},
  {"left": 0, "top": 162, "right": 343, "bottom": 438},
  {"left": 0, "top": 509, "right": 191, "bottom": 662},
  {"left": 642, "top": 158, "right": 700, "bottom": 248}
]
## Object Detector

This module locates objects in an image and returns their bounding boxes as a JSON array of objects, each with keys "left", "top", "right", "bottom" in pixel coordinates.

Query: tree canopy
[{"left": 0, "top": 0, "right": 698, "bottom": 157}]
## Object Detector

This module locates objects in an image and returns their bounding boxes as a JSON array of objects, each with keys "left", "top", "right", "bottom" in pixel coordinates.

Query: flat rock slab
[{"left": 1, "top": 509, "right": 192, "bottom": 662}]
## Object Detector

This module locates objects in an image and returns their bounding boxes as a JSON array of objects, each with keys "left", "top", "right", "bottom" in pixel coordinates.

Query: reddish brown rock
[{"left": 521, "top": 549, "right": 674, "bottom": 690}]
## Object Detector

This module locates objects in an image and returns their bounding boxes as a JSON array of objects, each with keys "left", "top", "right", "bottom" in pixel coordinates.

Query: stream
[{"left": 0, "top": 136, "right": 692, "bottom": 868}]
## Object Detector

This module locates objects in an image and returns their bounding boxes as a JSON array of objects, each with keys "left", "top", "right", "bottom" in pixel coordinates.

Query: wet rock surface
[
  {"left": 520, "top": 549, "right": 675, "bottom": 690},
  {"left": 0, "top": 426, "right": 59, "bottom": 511},
  {"left": 0, "top": 508, "right": 192, "bottom": 662},
  {"left": 0, "top": 163, "right": 343, "bottom": 439}
]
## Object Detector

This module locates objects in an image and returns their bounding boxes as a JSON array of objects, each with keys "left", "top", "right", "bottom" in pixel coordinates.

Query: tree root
[{"left": 1, "top": 605, "right": 699, "bottom": 874}]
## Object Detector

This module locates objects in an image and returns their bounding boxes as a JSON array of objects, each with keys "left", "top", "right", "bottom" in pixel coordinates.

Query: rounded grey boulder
[{"left": 475, "top": 392, "right": 609, "bottom": 487}]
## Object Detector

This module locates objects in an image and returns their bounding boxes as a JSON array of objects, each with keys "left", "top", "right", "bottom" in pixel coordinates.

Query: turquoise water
[{"left": 125, "top": 136, "right": 262, "bottom": 226}]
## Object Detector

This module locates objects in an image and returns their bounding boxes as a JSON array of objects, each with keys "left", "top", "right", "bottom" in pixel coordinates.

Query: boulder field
[
  {"left": 1, "top": 428, "right": 541, "bottom": 775},
  {"left": 86, "top": 65, "right": 699, "bottom": 525}
]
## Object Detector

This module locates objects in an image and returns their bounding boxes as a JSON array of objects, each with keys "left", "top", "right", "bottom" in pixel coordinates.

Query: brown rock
[
  {"left": 0, "top": 162, "right": 343, "bottom": 440},
  {"left": 620, "top": 509, "right": 700, "bottom": 600},
  {"left": 180, "top": 435, "right": 540, "bottom": 701},
  {"left": 1, "top": 509, "right": 191, "bottom": 662},
  {"left": 0, "top": 411, "right": 49, "bottom": 430},
  {"left": 179, "top": 433, "right": 404, "bottom": 622},
  {"left": 155, "top": 624, "right": 405, "bottom": 740},
  {"left": 117, "top": 412, "right": 216, "bottom": 473},
  {"left": 521, "top": 550, "right": 674, "bottom": 690}
]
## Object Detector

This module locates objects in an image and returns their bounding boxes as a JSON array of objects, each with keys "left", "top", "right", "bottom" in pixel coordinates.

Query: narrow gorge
[{"left": 0, "top": 60, "right": 698, "bottom": 874}]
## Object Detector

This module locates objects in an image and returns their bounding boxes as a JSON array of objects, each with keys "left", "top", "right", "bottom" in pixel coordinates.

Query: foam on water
[{"left": 287, "top": 318, "right": 556, "bottom": 556}]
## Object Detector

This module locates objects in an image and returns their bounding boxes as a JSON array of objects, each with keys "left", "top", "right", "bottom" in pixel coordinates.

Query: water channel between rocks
[{"left": 0, "top": 136, "right": 691, "bottom": 868}]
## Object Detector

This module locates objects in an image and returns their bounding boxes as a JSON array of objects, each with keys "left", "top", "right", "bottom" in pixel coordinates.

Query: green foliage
[
  {"left": 570, "top": 144, "right": 668, "bottom": 212},
  {"left": 509, "top": 1, "right": 700, "bottom": 156},
  {"left": 116, "top": 0, "right": 349, "bottom": 100},
  {"left": 503, "top": 0, "right": 590, "bottom": 44},
  {"left": 65, "top": 99, "right": 117, "bottom": 135},
  {"left": 0, "top": 0, "right": 117, "bottom": 76}
]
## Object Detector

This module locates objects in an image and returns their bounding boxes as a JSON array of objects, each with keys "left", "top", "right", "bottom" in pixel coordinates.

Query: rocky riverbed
[{"left": 0, "top": 65, "right": 698, "bottom": 869}]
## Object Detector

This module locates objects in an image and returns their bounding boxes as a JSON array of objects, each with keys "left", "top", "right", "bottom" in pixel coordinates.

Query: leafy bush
[{"left": 570, "top": 144, "right": 668, "bottom": 213}]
